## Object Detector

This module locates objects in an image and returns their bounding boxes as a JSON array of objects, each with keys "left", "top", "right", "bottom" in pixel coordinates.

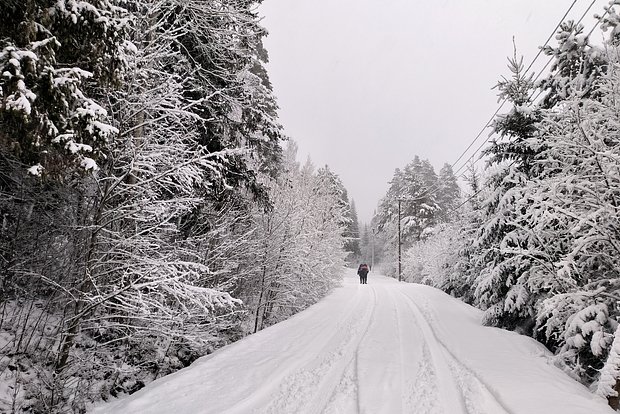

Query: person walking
[{"left": 357, "top": 263, "right": 369, "bottom": 284}]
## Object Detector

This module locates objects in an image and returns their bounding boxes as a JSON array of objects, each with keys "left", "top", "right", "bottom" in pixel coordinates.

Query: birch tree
[{"left": 249, "top": 144, "right": 346, "bottom": 332}]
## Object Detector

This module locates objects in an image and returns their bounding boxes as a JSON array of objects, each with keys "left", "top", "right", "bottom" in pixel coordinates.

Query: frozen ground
[{"left": 92, "top": 269, "right": 613, "bottom": 414}]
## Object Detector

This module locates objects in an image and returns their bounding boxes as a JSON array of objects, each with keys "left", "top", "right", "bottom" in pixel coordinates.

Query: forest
[
  {"left": 5, "top": 0, "right": 620, "bottom": 413},
  {"left": 374, "top": 6, "right": 620, "bottom": 406},
  {"left": 0, "top": 0, "right": 359, "bottom": 412}
]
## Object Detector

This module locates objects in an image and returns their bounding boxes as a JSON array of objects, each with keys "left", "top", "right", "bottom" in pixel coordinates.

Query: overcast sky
[{"left": 258, "top": 0, "right": 606, "bottom": 224}]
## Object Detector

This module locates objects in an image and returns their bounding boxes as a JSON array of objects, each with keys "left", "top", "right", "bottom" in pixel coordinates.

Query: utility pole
[
  {"left": 398, "top": 198, "right": 402, "bottom": 282},
  {"left": 370, "top": 210, "right": 377, "bottom": 271},
  {"left": 370, "top": 228, "right": 375, "bottom": 270}
]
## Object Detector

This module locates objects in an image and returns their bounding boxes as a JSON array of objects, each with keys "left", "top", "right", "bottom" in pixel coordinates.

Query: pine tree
[
  {"left": 471, "top": 51, "right": 542, "bottom": 331},
  {"left": 540, "top": 20, "right": 607, "bottom": 108},
  {"left": 0, "top": 0, "right": 128, "bottom": 177},
  {"left": 344, "top": 199, "right": 361, "bottom": 260},
  {"left": 375, "top": 156, "right": 440, "bottom": 277},
  {"left": 466, "top": 8, "right": 620, "bottom": 389},
  {"left": 529, "top": 61, "right": 620, "bottom": 382},
  {"left": 436, "top": 163, "right": 461, "bottom": 221}
]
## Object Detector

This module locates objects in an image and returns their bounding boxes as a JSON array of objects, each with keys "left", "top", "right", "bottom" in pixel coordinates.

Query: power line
[
  {"left": 586, "top": 3, "right": 609, "bottom": 39},
  {"left": 448, "top": 160, "right": 518, "bottom": 216},
  {"left": 523, "top": 0, "right": 580, "bottom": 75},
  {"left": 450, "top": 100, "right": 508, "bottom": 171},
  {"left": 446, "top": 0, "right": 584, "bottom": 178},
  {"left": 386, "top": 1, "right": 607, "bottom": 219},
  {"left": 446, "top": 1, "right": 610, "bottom": 215},
  {"left": 451, "top": 0, "right": 603, "bottom": 180}
]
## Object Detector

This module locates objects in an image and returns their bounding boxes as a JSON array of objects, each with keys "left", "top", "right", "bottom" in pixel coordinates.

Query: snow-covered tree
[
  {"left": 598, "top": 325, "right": 620, "bottom": 409},
  {"left": 375, "top": 156, "right": 441, "bottom": 277},
  {"left": 470, "top": 51, "right": 543, "bottom": 331},
  {"left": 248, "top": 143, "right": 347, "bottom": 332},
  {"left": 462, "top": 5, "right": 620, "bottom": 392},
  {"left": 0, "top": 0, "right": 128, "bottom": 177},
  {"left": 0, "top": 0, "right": 285, "bottom": 411},
  {"left": 539, "top": 20, "right": 607, "bottom": 108},
  {"left": 436, "top": 163, "right": 461, "bottom": 221},
  {"left": 343, "top": 199, "right": 361, "bottom": 261},
  {"left": 402, "top": 222, "right": 460, "bottom": 286},
  {"left": 527, "top": 63, "right": 620, "bottom": 382}
]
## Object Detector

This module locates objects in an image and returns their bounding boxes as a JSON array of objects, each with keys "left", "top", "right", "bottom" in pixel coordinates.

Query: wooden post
[{"left": 398, "top": 198, "right": 402, "bottom": 282}]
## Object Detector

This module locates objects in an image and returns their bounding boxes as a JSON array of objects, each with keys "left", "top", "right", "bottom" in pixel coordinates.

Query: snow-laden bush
[
  {"left": 402, "top": 223, "right": 459, "bottom": 288},
  {"left": 246, "top": 143, "right": 347, "bottom": 332},
  {"left": 597, "top": 325, "right": 620, "bottom": 409}
]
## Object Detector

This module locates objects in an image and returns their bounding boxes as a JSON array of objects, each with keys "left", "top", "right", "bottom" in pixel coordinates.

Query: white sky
[{"left": 258, "top": 0, "right": 607, "bottom": 224}]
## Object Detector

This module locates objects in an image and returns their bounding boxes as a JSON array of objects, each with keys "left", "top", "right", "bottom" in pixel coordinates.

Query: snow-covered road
[{"left": 92, "top": 269, "right": 613, "bottom": 414}]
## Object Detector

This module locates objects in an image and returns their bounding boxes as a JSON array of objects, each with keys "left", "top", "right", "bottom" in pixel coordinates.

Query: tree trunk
[
  {"left": 54, "top": 302, "right": 81, "bottom": 374},
  {"left": 608, "top": 379, "right": 620, "bottom": 410},
  {"left": 253, "top": 265, "right": 268, "bottom": 334}
]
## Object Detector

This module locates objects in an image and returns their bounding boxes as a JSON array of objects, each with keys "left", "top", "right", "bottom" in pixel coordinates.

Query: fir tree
[
  {"left": 436, "top": 163, "right": 460, "bottom": 221},
  {"left": 344, "top": 199, "right": 361, "bottom": 260}
]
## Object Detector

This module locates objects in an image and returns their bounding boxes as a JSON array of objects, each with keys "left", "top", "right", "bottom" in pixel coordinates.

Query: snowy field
[{"left": 91, "top": 269, "right": 613, "bottom": 414}]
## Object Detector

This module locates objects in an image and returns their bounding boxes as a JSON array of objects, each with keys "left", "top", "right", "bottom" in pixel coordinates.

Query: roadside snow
[{"left": 91, "top": 269, "right": 613, "bottom": 414}]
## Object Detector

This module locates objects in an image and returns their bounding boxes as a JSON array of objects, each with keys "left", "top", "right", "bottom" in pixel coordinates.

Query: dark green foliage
[
  {"left": 0, "top": 1, "right": 287, "bottom": 411},
  {"left": 0, "top": 0, "right": 127, "bottom": 177}
]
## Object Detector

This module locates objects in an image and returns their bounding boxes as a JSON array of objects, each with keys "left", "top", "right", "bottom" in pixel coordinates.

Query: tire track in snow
[
  {"left": 412, "top": 296, "right": 513, "bottom": 414},
  {"left": 387, "top": 288, "right": 442, "bottom": 414},
  {"left": 313, "top": 285, "right": 378, "bottom": 414},
  {"left": 409, "top": 343, "right": 444, "bottom": 413},
  {"left": 390, "top": 287, "right": 408, "bottom": 414},
  {"left": 254, "top": 285, "right": 378, "bottom": 414},
  {"left": 353, "top": 284, "right": 405, "bottom": 414},
  {"left": 353, "top": 285, "right": 379, "bottom": 414},
  {"left": 322, "top": 286, "right": 380, "bottom": 414},
  {"left": 321, "top": 357, "right": 358, "bottom": 414},
  {"left": 397, "top": 290, "right": 464, "bottom": 413},
  {"left": 223, "top": 287, "right": 368, "bottom": 414},
  {"left": 350, "top": 285, "right": 427, "bottom": 414},
  {"left": 399, "top": 291, "right": 513, "bottom": 414}
]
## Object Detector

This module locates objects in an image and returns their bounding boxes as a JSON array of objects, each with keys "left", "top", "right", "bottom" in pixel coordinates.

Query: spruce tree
[
  {"left": 375, "top": 155, "right": 440, "bottom": 277},
  {"left": 436, "top": 163, "right": 461, "bottom": 221},
  {"left": 472, "top": 52, "right": 542, "bottom": 330},
  {"left": 344, "top": 199, "right": 361, "bottom": 260}
]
